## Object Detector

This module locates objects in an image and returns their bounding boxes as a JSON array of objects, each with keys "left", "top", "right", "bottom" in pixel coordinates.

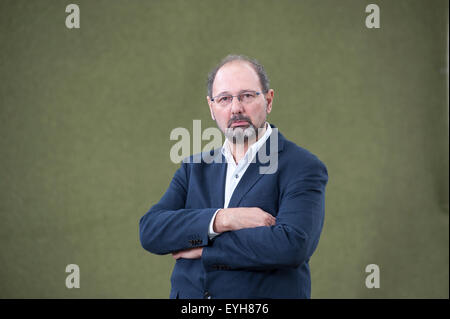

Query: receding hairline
[
  {"left": 211, "top": 60, "right": 262, "bottom": 96},
  {"left": 207, "top": 54, "right": 270, "bottom": 98}
]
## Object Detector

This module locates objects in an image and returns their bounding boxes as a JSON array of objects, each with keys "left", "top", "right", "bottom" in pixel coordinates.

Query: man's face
[{"left": 207, "top": 61, "right": 274, "bottom": 144}]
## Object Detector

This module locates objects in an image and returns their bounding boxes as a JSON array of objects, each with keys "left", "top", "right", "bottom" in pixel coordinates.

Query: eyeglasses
[{"left": 211, "top": 91, "right": 262, "bottom": 107}]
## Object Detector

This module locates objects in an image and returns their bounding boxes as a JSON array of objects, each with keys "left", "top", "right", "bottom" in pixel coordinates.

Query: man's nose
[{"left": 230, "top": 96, "right": 244, "bottom": 114}]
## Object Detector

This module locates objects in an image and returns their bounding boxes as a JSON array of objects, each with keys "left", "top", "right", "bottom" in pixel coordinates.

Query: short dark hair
[{"left": 207, "top": 54, "right": 270, "bottom": 98}]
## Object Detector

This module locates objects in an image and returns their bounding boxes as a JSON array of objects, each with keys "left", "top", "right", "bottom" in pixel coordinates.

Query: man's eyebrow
[
  {"left": 215, "top": 89, "right": 257, "bottom": 96},
  {"left": 214, "top": 91, "right": 231, "bottom": 97}
]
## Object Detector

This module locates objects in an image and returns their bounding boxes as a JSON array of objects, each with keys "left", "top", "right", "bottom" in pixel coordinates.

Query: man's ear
[
  {"left": 265, "top": 89, "right": 274, "bottom": 114},
  {"left": 207, "top": 96, "right": 216, "bottom": 120}
]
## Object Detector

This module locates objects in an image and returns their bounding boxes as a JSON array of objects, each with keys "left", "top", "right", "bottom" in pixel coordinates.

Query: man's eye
[
  {"left": 241, "top": 93, "right": 254, "bottom": 100},
  {"left": 219, "top": 96, "right": 230, "bottom": 103}
]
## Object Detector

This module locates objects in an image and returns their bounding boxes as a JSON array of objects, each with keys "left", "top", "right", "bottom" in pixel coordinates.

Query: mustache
[{"left": 227, "top": 115, "right": 252, "bottom": 128}]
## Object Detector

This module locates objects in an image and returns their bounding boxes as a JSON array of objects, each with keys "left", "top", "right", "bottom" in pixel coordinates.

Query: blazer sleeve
[
  {"left": 201, "top": 158, "right": 328, "bottom": 271},
  {"left": 139, "top": 162, "right": 218, "bottom": 255}
]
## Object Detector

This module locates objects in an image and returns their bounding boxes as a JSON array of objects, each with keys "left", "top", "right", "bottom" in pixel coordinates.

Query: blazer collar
[{"left": 226, "top": 123, "right": 285, "bottom": 208}]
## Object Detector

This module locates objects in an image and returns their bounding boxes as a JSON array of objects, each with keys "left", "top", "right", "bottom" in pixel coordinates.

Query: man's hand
[
  {"left": 172, "top": 247, "right": 203, "bottom": 260},
  {"left": 213, "top": 207, "right": 276, "bottom": 233}
]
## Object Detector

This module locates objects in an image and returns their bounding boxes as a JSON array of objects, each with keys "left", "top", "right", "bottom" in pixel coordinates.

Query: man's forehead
[{"left": 213, "top": 61, "right": 261, "bottom": 94}]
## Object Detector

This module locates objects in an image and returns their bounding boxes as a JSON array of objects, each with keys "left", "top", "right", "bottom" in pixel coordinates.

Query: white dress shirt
[{"left": 208, "top": 122, "right": 273, "bottom": 239}]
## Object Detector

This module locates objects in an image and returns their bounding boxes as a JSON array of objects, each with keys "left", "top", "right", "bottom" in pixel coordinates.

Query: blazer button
[{"left": 203, "top": 291, "right": 211, "bottom": 299}]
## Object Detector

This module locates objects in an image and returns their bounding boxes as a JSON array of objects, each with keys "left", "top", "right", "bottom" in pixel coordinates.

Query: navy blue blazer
[{"left": 139, "top": 124, "right": 328, "bottom": 299}]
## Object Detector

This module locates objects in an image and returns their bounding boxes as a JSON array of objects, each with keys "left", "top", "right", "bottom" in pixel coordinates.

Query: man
[{"left": 139, "top": 55, "right": 328, "bottom": 299}]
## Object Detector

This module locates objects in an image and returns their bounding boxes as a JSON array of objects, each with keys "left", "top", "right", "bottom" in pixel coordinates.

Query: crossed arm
[
  {"left": 172, "top": 207, "right": 276, "bottom": 260},
  {"left": 139, "top": 160, "right": 327, "bottom": 270}
]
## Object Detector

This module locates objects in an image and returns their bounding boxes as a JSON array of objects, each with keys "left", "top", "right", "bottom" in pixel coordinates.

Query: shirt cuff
[{"left": 208, "top": 209, "right": 222, "bottom": 240}]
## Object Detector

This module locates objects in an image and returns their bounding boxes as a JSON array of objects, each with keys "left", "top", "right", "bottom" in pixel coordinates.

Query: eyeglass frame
[{"left": 210, "top": 90, "right": 263, "bottom": 106}]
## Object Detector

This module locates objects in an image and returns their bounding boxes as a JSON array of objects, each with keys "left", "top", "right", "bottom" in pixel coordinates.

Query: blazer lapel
[
  {"left": 227, "top": 126, "right": 285, "bottom": 208},
  {"left": 211, "top": 150, "right": 227, "bottom": 208}
]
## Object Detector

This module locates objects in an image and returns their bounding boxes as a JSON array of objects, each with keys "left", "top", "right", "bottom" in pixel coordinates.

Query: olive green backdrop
[{"left": 0, "top": 0, "right": 448, "bottom": 298}]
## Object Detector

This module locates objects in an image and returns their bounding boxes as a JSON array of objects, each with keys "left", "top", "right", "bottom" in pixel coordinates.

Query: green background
[{"left": 0, "top": 0, "right": 448, "bottom": 298}]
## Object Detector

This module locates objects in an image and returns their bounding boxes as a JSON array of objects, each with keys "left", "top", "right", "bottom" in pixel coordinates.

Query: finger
[
  {"left": 267, "top": 216, "right": 276, "bottom": 226},
  {"left": 172, "top": 253, "right": 180, "bottom": 259}
]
